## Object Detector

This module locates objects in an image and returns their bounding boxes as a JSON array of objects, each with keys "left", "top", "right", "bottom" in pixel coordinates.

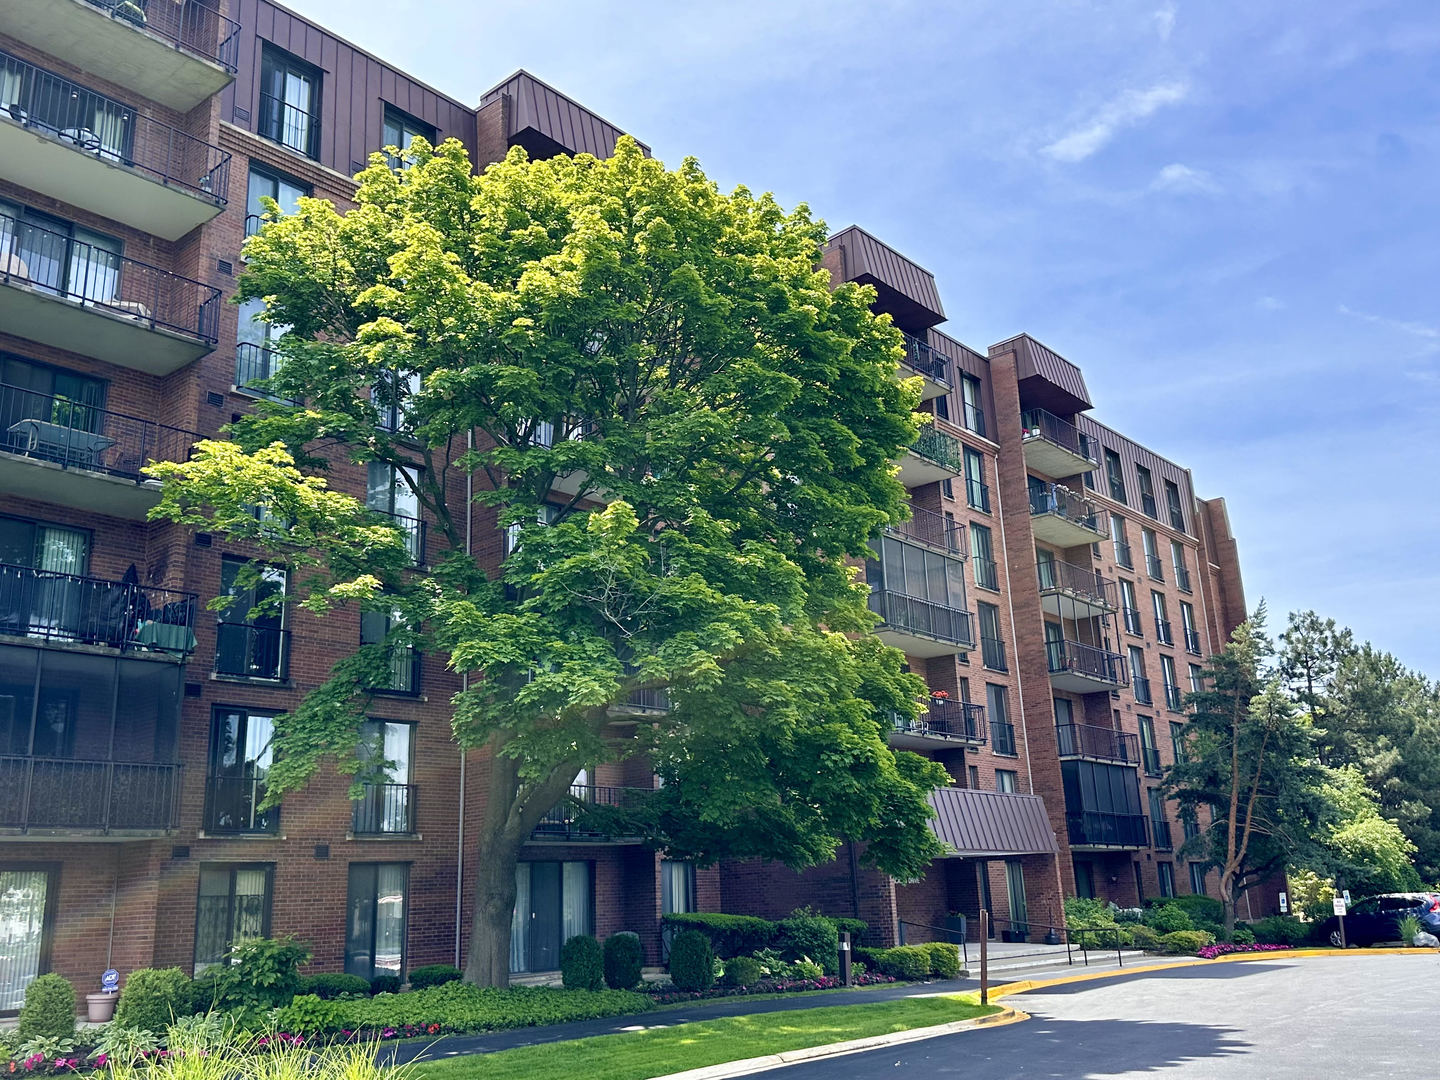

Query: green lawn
[{"left": 414, "top": 994, "right": 998, "bottom": 1080}]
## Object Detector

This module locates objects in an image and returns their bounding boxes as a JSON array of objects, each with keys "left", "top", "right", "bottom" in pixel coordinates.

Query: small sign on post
[
  {"left": 101, "top": 969, "right": 119, "bottom": 994},
  {"left": 1342, "top": 890, "right": 1352, "bottom": 907},
  {"left": 1332, "top": 897, "right": 1347, "bottom": 917},
  {"left": 1278, "top": 892, "right": 1288, "bottom": 914},
  {"left": 839, "top": 932, "right": 852, "bottom": 987}
]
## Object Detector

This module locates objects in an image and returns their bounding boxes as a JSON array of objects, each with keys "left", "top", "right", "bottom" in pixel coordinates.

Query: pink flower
[{"left": 94, "top": 1056, "right": 107, "bottom": 1069}]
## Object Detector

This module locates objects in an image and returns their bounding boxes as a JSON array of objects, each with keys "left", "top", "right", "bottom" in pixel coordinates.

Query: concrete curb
[{"left": 645, "top": 1006, "right": 1027, "bottom": 1080}]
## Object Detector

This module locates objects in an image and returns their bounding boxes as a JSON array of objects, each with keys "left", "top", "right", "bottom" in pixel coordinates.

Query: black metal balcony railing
[
  {"left": 1020, "top": 408, "right": 1096, "bottom": 464},
  {"left": 204, "top": 775, "right": 278, "bottom": 834},
  {"left": 1175, "top": 565, "right": 1192, "bottom": 593},
  {"left": 1067, "top": 810, "right": 1149, "bottom": 848},
  {"left": 868, "top": 588, "right": 974, "bottom": 649},
  {"left": 531, "top": 784, "right": 649, "bottom": 842},
  {"left": 1029, "top": 482, "right": 1101, "bottom": 534},
  {"left": 990, "top": 719, "right": 1017, "bottom": 756},
  {"left": 966, "top": 478, "right": 991, "bottom": 513},
  {"left": 1141, "top": 491, "right": 1158, "bottom": 519},
  {"left": 372, "top": 510, "right": 426, "bottom": 565},
  {"left": 0, "top": 562, "right": 196, "bottom": 655},
  {"left": 0, "top": 757, "right": 181, "bottom": 833},
  {"left": 973, "top": 555, "right": 999, "bottom": 591},
  {"left": 1133, "top": 674, "right": 1153, "bottom": 705},
  {"left": 234, "top": 343, "right": 300, "bottom": 403},
  {"left": 0, "top": 51, "right": 231, "bottom": 203},
  {"left": 1164, "top": 683, "right": 1185, "bottom": 712},
  {"left": 214, "top": 622, "right": 289, "bottom": 680},
  {"left": 980, "top": 633, "right": 1007, "bottom": 671},
  {"left": 258, "top": 92, "right": 321, "bottom": 160},
  {"left": 0, "top": 382, "right": 201, "bottom": 482},
  {"left": 352, "top": 782, "right": 416, "bottom": 835},
  {"left": 367, "top": 646, "right": 421, "bottom": 696},
  {"left": 1056, "top": 723, "right": 1139, "bottom": 764},
  {"left": 1123, "top": 607, "right": 1143, "bottom": 636},
  {"left": 909, "top": 426, "right": 966, "bottom": 472},
  {"left": 1184, "top": 628, "right": 1203, "bottom": 655},
  {"left": 621, "top": 686, "right": 672, "bottom": 712},
  {"left": 1142, "top": 746, "right": 1164, "bottom": 776},
  {"left": 1146, "top": 554, "right": 1165, "bottom": 581},
  {"left": 1114, "top": 540, "right": 1133, "bottom": 569},
  {"left": 0, "top": 211, "right": 221, "bottom": 343},
  {"left": 894, "top": 698, "right": 986, "bottom": 743},
  {"left": 962, "top": 400, "right": 986, "bottom": 438},
  {"left": 885, "top": 505, "right": 967, "bottom": 556},
  {"left": 1151, "top": 816, "right": 1174, "bottom": 851},
  {"left": 900, "top": 333, "right": 952, "bottom": 386},
  {"left": 1155, "top": 618, "right": 1174, "bottom": 645},
  {"left": 1037, "top": 558, "right": 1117, "bottom": 609},
  {"left": 80, "top": 0, "right": 242, "bottom": 70},
  {"left": 1046, "top": 639, "right": 1126, "bottom": 685}
]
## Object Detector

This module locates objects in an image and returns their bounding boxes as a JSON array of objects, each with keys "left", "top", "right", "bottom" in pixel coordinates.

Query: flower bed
[
  {"left": 644, "top": 972, "right": 896, "bottom": 1006},
  {"left": 1195, "top": 943, "right": 1295, "bottom": 959}
]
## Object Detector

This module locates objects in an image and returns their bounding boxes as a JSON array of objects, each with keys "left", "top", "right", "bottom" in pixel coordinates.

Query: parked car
[{"left": 1320, "top": 892, "right": 1440, "bottom": 947}]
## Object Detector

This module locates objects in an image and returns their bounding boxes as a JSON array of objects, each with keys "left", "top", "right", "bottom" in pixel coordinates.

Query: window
[
  {"left": 259, "top": 44, "right": 321, "bottom": 158},
  {"left": 1035, "top": 546, "right": 1056, "bottom": 590},
  {"left": 1189, "top": 663, "right": 1205, "bottom": 694},
  {"left": 1180, "top": 601, "right": 1199, "bottom": 653},
  {"left": 661, "top": 860, "right": 697, "bottom": 915},
  {"left": 374, "top": 370, "right": 421, "bottom": 434},
  {"left": 382, "top": 104, "right": 436, "bottom": 168},
  {"left": 959, "top": 374, "right": 985, "bottom": 436},
  {"left": 1120, "top": 578, "right": 1141, "bottom": 635},
  {"left": 995, "top": 769, "right": 1017, "bottom": 793},
  {"left": 1139, "top": 715, "right": 1161, "bottom": 775},
  {"left": 194, "top": 864, "right": 272, "bottom": 973},
  {"left": 206, "top": 707, "right": 278, "bottom": 833},
  {"left": 0, "top": 50, "right": 134, "bottom": 158},
  {"left": 1074, "top": 861, "right": 1096, "bottom": 899},
  {"left": 967, "top": 764, "right": 980, "bottom": 789},
  {"left": 958, "top": 677, "right": 971, "bottom": 702},
  {"left": 1142, "top": 529, "right": 1163, "bottom": 581},
  {"left": 0, "top": 867, "right": 54, "bottom": 1010},
  {"left": 346, "top": 863, "right": 408, "bottom": 981},
  {"left": 216, "top": 557, "right": 287, "bottom": 680},
  {"left": 511, "top": 861, "right": 592, "bottom": 973},
  {"left": 987, "top": 683, "right": 1015, "bottom": 754},
  {"left": 1136, "top": 464, "right": 1157, "bottom": 519},
  {"left": 1152, "top": 590, "right": 1171, "bottom": 644},
  {"left": 1148, "top": 786, "right": 1167, "bottom": 827},
  {"left": 1171, "top": 541, "right": 1192, "bottom": 594},
  {"left": 1053, "top": 696, "right": 1074, "bottom": 728},
  {"left": 964, "top": 447, "right": 989, "bottom": 512},
  {"left": 0, "top": 201, "right": 124, "bottom": 309},
  {"left": 1103, "top": 450, "right": 1126, "bottom": 504},
  {"left": 1157, "top": 862, "right": 1175, "bottom": 898},
  {"left": 353, "top": 721, "right": 414, "bottom": 834},
  {"left": 245, "top": 164, "right": 308, "bottom": 237},
  {"left": 970, "top": 523, "right": 997, "bottom": 590},
  {"left": 1164, "top": 480, "right": 1186, "bottom": 532},
  {"left": 0, "top": 513, "right": 89, "bottom": 574},
  {"left": 978, "top": 602, "right": 1005, "bottom": 670},
  {"left": 1161, "top": 654, "right": 1181, "bottom": 710},
  {"left": 1170, "top": 720, "right": 1186, "bottom": 764},
  {"left": 1129, "top": 646, "right": 1150, "bottom": 704},
  {"left": 870, "top": 536, "right": 968, "bottom": 610},
  {"left": 361, "top": 605, "right": 419, "bottom": 695},
  {"left": 1189, "top": 862, "right": 1206, "bottom": 895},
  {"left": 366, "top": 462, "right": 424, "bottom": 563},
  {"left": 1110, "top": 513, "right": 1132, "bottom": 569},
  {"left": 235, "top": 295, "right": 293, "bottom": 398}
]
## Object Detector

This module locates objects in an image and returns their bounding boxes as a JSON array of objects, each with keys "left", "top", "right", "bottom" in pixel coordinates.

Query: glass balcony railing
[{"left": 1067, "top": 810, "right": 1149, "bottom": 848}]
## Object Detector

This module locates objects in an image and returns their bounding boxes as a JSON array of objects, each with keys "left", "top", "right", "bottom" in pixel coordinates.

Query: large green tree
[{"left": 148, "top": 137, "right": 949, "bottom": 986}]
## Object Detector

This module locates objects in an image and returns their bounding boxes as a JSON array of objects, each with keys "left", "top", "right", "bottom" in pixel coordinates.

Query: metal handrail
[
  {"left": 0, "top": 211, "right": 221, "bottom": 342},
  {"left": 531, "top": 784, "right": 651, "bottom": 841},
  {"left": 0, "top": 50, "right": 231, "bottom": 202},
  {"left": 352, "top": 782, "right": 416, "bottom": 835},
  {"left": 1164, "top": 683, "right": 1184, "bottom": 712},
  {"left": 1146, "top": 554, "right": 1165, "bottom": 581},
  {"left": 1124, "top": 607, "right": 1144, "bottom": 635},
  {"left": 1021, "top": 408, "right": 1096, "bottom": 463},
  {"left": 980, "top": 633, "right": 1007, "bottom": 671},
  {"left": 214, "top": 622, "right": 290, "bottom": 680},
  {"left": 1114, "top": 540, "right": 1134, "bottom": 569},
  {"left": 909, "top": 426, "right": 966, "bottom": 471},
  {"left": 1142, "top": 746, "right": 1164, "bottom": 776},
  {"left": 868, "top": 588, "right": 975, "bottom": 648},
  {"left": 0, "top": 561, "right": 196, "bottom": 654},
  {"left": 1152, "top": 815, "right": 1174, "bottom": 850},
  {"left": 895, "top": 699, "right": 986, "bottom": 743},
  {"left": 1133, "top": 674, "right": 1153, "bottom": 704},
  {"left": 1155, "top": 617, "right": 1174, "bottom": 644},
  {"left": 984, "top": 913, "right": 1128, "bottom": 969},
  {"left": 962, "top": 401, "right": 986, "bottom": 438},
  {"left": 896, "top": 920, "right": 969, "bottom": 968},
  {"left": 885, "top": 505, "right": 967, "bottom": 556},
  {"left": 0, "top": 756, "right": 181, "bottom": 832},
  {"left": 1066, "top": 810, "right": 1149, "bottom": 847},
  {"left": 234, "top": 343, "right": 300, "bottom": 403},
  {"left": 1037, "top": 558, "right": 1117, "bottom": 608},
  {"left": 1056, "top": 723, "right": 1139, "bottom": 764},
  {"left": 990, "top": 718, "right": 1017, "bottom": 755},
  {"left": 1045, "top": 638, "right": 1127, "bottom": 684},
  {"left": 966, "top": 478, "right": 991, "bottom": 512},
  {"left": 1028, "top": 482, "right": 1101, "bottom": 533},
  {"left": 81, "top": 0, "right": 242, "bottom": 70},
  {"left": 258, "top": 91, "right": 321, "bottom": 159},
  {"left": 367, "top": 645, "right": 421, "bottom": 695},
  {"left": 973, "top": 555, "right": 999, "bottom": 590},
  {"left": 203, "top": 774, "right": 278, "bottom": 833},
  {"left": 900, "top": 332, "right": 952, "bottom": 385},
  {"left": 1184, "top": 628, "right": 1203, "bottom": 655}
]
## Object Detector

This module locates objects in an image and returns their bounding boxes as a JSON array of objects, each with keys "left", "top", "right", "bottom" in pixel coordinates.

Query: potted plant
[
  {"left": 944, "top": 910, "right": 967, "bottom": 940},
  {"left": 86, "top": 969, "right": 120, "bottom": 1023}
]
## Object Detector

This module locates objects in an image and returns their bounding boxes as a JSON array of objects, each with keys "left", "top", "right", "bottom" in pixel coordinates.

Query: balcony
[
  {"left": 966, "top": 478, "right": 991, "bottom": 513},
  {"left": 898, "top": 426, "right": 965, "bottom": 488},
  {"left": 1164, "top": 683, "right": 1185, "bottom": 712},
  {"left": 0, "top": 562, "right": 196, "bottom": 655},
  {"left": 1155, "top": 618, "right": 1174, "bottom": 646},
  {"left": 366, "top": 646, "right": 421, "bottom": 696},
  {"left": 898, "top": 333, "right": 952, "bottom": 402},
  {"left": 1152, "top": 816, "right": 1174, "bottom": 851},
  {"left": 1056, "top": 723, "right": 1139, "bottom": 766},
  {"left": 352, "top": 783, "right": 416, "bottom": 836},
  {"left": 885, "top": 505, "right": 967, "bottom": 557},
  {"left": 0, "top": 384, "right": 199, "bottom": 519},
  {"left": 0, "top": 1, "right": 239, "bottom": 112},
  {"left": 0, "top": 52, "right": 230, "bottom": 240},
  {"left": 890, "top": 698, "right": 986, "bottom": 749},
  {"left": 1184, "top": 628, "right": 1202, "bottom": 656},
  {"left": 1028, "top": 482, "right": 1104, "bottom": 548},
  {"left": 214, "top": 623, "right": 289, "bottom": 682},
  {"left": 1146, "top": 554, "right": 1165, "bottom": 581},
  {"left": 530, "top": 784, "right": 649, "bottom": 843},
  {"left": 234, "top": 344, "right": 299, "bottom": 404},
  {"left": 1175, "top": 565, "right": 1192, "bottom": 593},
  {"left": 1133, "top": 674, "right": 1153, "bottom": 705},
  {"left": 1045, "top": 638, "right": 1127, "bottom": 693},
  {"left": 1068, "top": 810, "right": 1149, "bottom": 850},
  {"left": 1037, "top": 558, "right": 1117, "bottom": 619},
  {"left": 868, "top": 588, "right": 974, "bottom": 657},
  {"left": 204, "top": 775, "right": 278, "bottom": 835},
  {"left": 0, "top": 211, "right": 220, "bottom": 372},
  {"left": 1123, "top": 607, "right": 1143, "bottom": 636},
  {"left": 608, "top": 685, "right": 672, "bottom": 719},
  {"left": 990, "top": 719, "right": 1017, "bottom": 756},
  {"left": 1020, "top": 408, "right": 1096, "bottom": 478},
  {"left": 0, "top": 757, "right": 181, "bottom": 836}
]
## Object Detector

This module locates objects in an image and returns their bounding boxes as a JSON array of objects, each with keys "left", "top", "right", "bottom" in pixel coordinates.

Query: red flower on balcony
[{"left": 930, "top": 690, "right": 950, "bottom": 699}]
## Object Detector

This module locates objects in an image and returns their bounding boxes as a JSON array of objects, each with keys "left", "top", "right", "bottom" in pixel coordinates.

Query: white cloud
[
  {"left": 1339, "top": 304, "right": 1440, "bottom": 358},
  {"left": 1151, "top": 162, "right": 1220, "bottom": 194},
  {"left": 1154, "top": 2, "right": 1178, "bottom": 42},
  {"left": 1042, "top": 81, "right": 1190, "bottom": 163}
]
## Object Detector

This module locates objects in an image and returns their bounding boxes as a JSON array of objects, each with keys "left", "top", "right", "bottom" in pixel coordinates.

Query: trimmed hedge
[
  {"left": 1127, "top": 925, "right": 1162, "bottom": 950},
  {"left": 115, "top": 968, "right": 195, "bottom": 1031},
  {"left": 923, "top": 942, "right": 961, "bottom": 978},
  {"left": 668, "top": 930, "right": 715, "bottom": 992},
  {"left": 1145, "top": 904, "right": 1195, "bottom": 934},
  {"left": 19, "top": 973, "right": 75, "bottom": 1041},
  {"left": 561, "top": 935, "right": 604, "bottom": 992},
  {"left": 1251, "top": 915, "right": 1309, "bottom": 946},
  {"left": 408, "top": 965, "right": 463, "bottom": 990},
  {"left": 296, "top": 973, "right": 372, "bottom": 1000},
  {"left": 776, "top": 912, "right": 839, "bottom": 975},
  {"left": 604, "top": 932, "right": 644, "bottom": 990},
  {"left": 722, "top": 956, "right": 764, "bottom": 987},
  {"left": 864, "top": 945, "right": 932, "bottom": 980},
  {"left": 369, "top": 975, "right": 402, "bottom": 996},
  {"left": 660, "top": 913, "right": 774, "bottom": 958},
  {"left": 1150, "top": 894, "right": 1224, "bottom": 925},
  {"left": 1158, "top": 930, "right": 1215, "bottom": 954}
]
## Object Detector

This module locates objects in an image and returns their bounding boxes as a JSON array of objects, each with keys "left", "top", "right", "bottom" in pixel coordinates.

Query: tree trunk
[
  {"left": 1219, "top": 869, "right": 1237, "bottom": 936},
  {"left": 464, "top": 830, "right": 525, "bottom": 987}
]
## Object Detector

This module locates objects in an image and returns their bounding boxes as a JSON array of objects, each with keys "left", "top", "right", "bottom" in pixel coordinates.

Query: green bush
[
  {"left": 776, "top": 909, "right": 839, "bottom": 975},
  {"left": 369, "top": 975, "right": 402, "bottom": 995},
  {"left": 1231, "top": 928, "right": 1257, "bottom": 945},
  {"left": 923, "top": 942, "right": 961, "bottom": 978},
  {"left": 274, "top": 993, "right": 346, "bottom": 1034},
  {"left": 668, "top": 930, "right": 716, "bottom": 992},
  {"left": 1144, "top": 904, "right": 1195, "bottom": 934},
  {"left": 114, "top": 967, "right": 194, "bottom": 1032},
  {"left": 207, "top": 937, "right": 311, "bottom": 1011},
  {"left": 1064, "top": 897, "right": 1116, "bottom": 929},
  {"left": 722, "top": 956, "right": 765, "bottom": 987},
  {"left": 660, "top": 913, "right": 774, "bottom": 958},
  {"left": 560, "top": 935, "right": 604, "bottom": 991},
  {"left": 832, "top": 917, "right": 868, "bottom": 941},
  {"left": 1127, "top": 925, "right": 1162, "bottom": 950},
  {"left": 872, "top": 945, "right": 932, "bottom": 980},
  {"left": 1251, "top": 915, "right": 1309, "bottom": 946},
  {"left": 18, "top": 973, "right": 75, "bottom": 1041},
  {"left": 295, "top": 973, "right": 372, "bottom": 1000},
  {"left": 603, "top": 932, "right": 644, "bottom": 990},
  {"left": 408, "top": 964, "right": 463, "bottom": 990},
  {"left": 1154, "top": 894, "right": 1224, "bottom": 924},
  {"left": 1158, "top": 930, "right": 1215, "bottom": 954}
]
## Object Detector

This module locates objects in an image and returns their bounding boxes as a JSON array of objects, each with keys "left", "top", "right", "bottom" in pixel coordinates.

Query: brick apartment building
[{"left": 0, "top": 0, "right": 1257, "bottom": 1006}]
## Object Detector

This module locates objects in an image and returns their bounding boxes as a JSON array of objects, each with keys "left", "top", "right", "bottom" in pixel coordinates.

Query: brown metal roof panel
[
  {"left": 927, "top": 788, "right": 1058, "bottom": 858},
  {"left": 827, "top": 225, "right": 945, "bottom": 323},
  {"left": 478, "top": 70, "right": 648, "bottom": 157}
]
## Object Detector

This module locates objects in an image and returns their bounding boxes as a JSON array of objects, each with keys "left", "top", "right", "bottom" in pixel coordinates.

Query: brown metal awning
[{"left": 928, "top": 787, "right": 1059, "bottom": 858}]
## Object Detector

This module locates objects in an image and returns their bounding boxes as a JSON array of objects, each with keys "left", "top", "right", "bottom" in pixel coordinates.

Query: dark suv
[{"left": 1320, "top": 892, "right": 1440, "bottom": 947}]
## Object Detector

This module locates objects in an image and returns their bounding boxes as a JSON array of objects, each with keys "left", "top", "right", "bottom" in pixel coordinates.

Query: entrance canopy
[{"left": 928, "top": 787, "right": 1059, "bottom": 858}]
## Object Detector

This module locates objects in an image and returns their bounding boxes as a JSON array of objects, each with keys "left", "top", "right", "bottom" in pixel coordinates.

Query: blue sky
[{"left": 296, "top": 0, "right": 1440, "bottom": 672}]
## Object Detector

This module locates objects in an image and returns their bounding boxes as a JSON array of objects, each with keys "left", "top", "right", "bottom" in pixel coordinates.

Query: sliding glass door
[{"left": 0, "top": 867, "right": 55, "bottom": 1011}]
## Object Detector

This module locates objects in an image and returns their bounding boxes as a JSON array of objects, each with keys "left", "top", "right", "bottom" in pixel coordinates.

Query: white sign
[
  {"left": 1342, "top": 890, "right": 1352, "bottom": 906},
  {"left": 1278, "top": 892, "right": 1288, "bottom": 914},
  {"left": 1333, "top": 897, "right": 1348, "bottom": 917}
]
